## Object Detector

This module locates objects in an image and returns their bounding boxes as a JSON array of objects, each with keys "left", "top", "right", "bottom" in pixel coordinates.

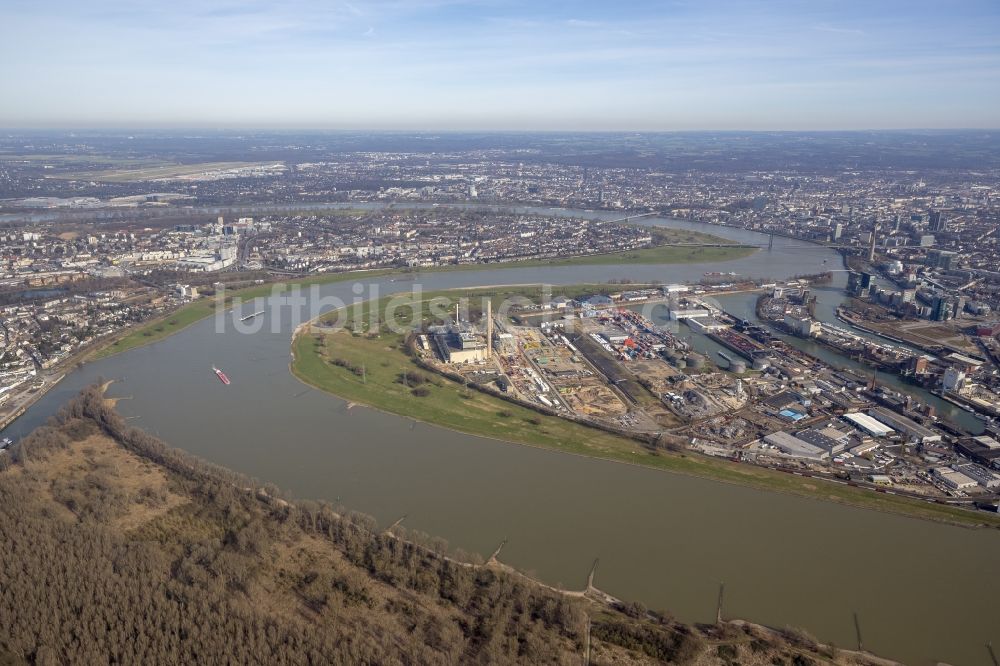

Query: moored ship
[{"left": 212, "top": 366, "right": 231, "bottom": 385}]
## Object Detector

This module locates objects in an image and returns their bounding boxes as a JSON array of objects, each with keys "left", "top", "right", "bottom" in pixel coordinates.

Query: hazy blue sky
[{"left": 2, "top": 0, "right": 998, "bottom": 129}]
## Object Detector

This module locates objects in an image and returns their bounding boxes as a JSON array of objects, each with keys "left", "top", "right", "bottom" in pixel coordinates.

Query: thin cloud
[
  {"left": 1, "top": 0, "right": 997, "bottom": 129},
  {"left": 814, "top": 23, "right": 866, "bottom": 36}
]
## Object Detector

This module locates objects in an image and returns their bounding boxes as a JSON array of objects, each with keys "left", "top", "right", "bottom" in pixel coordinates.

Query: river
[{"left": 6, "top": 207, "right": 998, "bottom": 665}]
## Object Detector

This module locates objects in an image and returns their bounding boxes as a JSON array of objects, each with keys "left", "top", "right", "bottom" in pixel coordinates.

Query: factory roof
[
  {"left": 797, "top": 429, "right": 845, "bottom": 452},
  {"left": 763, "top": 431, "right": 828, "bottom": 460},
  {"left": 816, "top": 426, "right": 850, "bottom": 441},
  {"left": 778, "top": 409, "right": 807, "bottom": 421},
  {"left": 764, "top": 391, "right": 799, "bottom": 409},
  {"left": 584, "top": 294, "right": 614, "bottom": 306},
  {"left": 934, "top": 467, "right": 978, "bottom": 489},
  {"left": 843, "top": 412, "right": 894, "bottom": 437},
  {"left": 975, "top": 436, "right": 1000, "bottom": 450},
  {"left": 868, "top": 407, "right": 941, "bottom": 442},
  {"left": 944, "top": 353, "right": 982, "bottom": 367}
]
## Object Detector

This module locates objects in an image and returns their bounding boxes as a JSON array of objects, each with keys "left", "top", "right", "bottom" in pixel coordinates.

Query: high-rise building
[
  {"left": 928, "top": 249, "right": 956, "bottom": 269},
  {"left": 847, "top": 271, "right": 870, "bottom": 298},
  {"left": 867, "top": 224, "right": 879, "bottom": 261},
  {"left": 954, "top": 295, "right": 967, "bottom": 318},
  {"left": 929, "top": 210, "right": 947, "bottom": 232},
  {"left": 932, "top": 295, "right": 954, "bottom": 321},
  {"left": 832, "top": 223, "right": 843, "bottom": 241}
]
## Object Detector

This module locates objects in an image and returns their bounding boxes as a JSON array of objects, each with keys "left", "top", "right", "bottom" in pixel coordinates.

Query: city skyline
[{"left": 2, "top": 0, "right": 999, "bottom": 130}]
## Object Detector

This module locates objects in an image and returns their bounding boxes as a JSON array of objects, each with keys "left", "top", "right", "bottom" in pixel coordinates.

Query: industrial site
[{"left": 412, "top": 282, "right": 1000, "bottom": 509}]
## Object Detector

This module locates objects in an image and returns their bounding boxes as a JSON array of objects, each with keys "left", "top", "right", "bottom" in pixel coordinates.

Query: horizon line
[{"left": 2, "top": 126, "right": 999, "bottom": 134}]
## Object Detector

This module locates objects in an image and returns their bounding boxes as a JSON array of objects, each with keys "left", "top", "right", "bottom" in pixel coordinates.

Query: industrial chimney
[{"left": 486, "top": 300, "right": 493, "bottom": 358}]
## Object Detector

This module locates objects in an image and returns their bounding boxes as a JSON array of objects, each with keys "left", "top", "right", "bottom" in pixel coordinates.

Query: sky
[{"left": 1, "top": 0, "right": 999, "bottom": 130}]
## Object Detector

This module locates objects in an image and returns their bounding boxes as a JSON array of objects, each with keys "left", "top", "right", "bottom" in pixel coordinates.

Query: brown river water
[{"left": 7, "top": 209, "right": 998, "bottom": 665}]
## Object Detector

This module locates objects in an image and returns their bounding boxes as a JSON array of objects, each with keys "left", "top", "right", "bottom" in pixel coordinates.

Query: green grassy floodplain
[
  {"left": 291, "top": 286, "right": 1000, "bottom": 529},
  {"left": 468, "top": 227, "right": 756, "bottom": 268},
  {"left": 439, "top": 242, "right": 756, "bottom": 270},
  {"left": 97, "top": 301, "right": 220, "bottom": 358},
  {"left": 93, "top": 269, "right": 397, "bottom": 359},
  {"left": 91, "top": 226, "right": 751, "bottom": 360}
]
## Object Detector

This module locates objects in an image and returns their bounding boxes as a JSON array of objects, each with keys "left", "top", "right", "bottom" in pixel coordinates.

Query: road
[{"left": 0, "top": 370, "right": 65, "bottom": 432}]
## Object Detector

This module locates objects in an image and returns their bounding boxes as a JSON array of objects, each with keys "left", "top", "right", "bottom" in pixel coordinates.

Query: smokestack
[{"left": 486, "top": 300, "right": 493, "bottom": 358}]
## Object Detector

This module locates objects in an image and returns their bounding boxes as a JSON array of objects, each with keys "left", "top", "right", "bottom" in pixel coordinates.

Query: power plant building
[{"left": 431, "top": 301, "right": 493, "bottom": 364}]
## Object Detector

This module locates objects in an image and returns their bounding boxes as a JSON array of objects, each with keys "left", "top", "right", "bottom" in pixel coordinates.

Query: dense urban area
[
  {"left": 3, "top": 131, "right": 1000, "bottom": 518},
  {"left": 6, "top": 0, "right": 1000, "bottom": 659}
]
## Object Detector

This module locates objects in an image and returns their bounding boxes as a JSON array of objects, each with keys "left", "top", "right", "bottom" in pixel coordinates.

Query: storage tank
[
  {"left": 729, "top": 359, "right": 747, "bottom": 374},
  {"left": 686, "top": 353, "right": 705, "bottom": 369}
]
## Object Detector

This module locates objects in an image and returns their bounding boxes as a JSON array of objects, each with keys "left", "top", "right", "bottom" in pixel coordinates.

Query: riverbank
[
  {"left": 8, "top": 209, "right": 999, "bottom": 664},
  {"left": 413, "top": 242, "right": 758, "bottom": 271},
  {"left": 0, "top": 371, "right": 64, "bottom": 432},
  {"left": 291, "top": 287, "right": 1000, "bottom": 529},
  {"left": 1, "top": 325, "right": 132, "bottom": 431},
  {"left": 91, "top": 226, "right": 750, "bottom": 361},
  {"left": 91, "top": 268, "right": 396, "bottom": 360},
  {"left": 0, "top": 384, "right": 900, "bottom": 666},
  {"left": 835, "top": 308, "right": 913, "bottom": 347}
]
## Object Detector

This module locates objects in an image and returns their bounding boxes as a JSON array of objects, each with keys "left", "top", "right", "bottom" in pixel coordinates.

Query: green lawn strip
[
  {"left": 518, "top": 244, "right": 756, "bottom": 267},
  {"left": 93, "top": 239, "right": 736, "bottom": 360},
  {"left": 89, "top": 223, "right": 750, "bottom": 359},
  {"left": 96, "top": 300, "right": 220, "bottom": 358},
  {"left": 318, "top": 283, "right": 626, "bottom": 329},
  {"left": 92, "top": 269, "right": 399, "bottom": 359},
  {"left": 417, "top": 244, "right": 757, "bottom": 271},
  {"left": 407, "top": 228, "right": 756, "bottom": 271}
]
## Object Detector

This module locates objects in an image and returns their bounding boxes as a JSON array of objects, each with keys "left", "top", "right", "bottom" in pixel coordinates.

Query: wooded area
[{"left": 0, "top": 386, "right": 892, "bottom": 665}]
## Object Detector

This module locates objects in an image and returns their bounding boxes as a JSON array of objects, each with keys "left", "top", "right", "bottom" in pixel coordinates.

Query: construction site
[
  {"left": 418, "top": 303, "right": 645, "bottom": 428},
  {"left": 415, "top": 292, "right": 759, "bottom": 433}
]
